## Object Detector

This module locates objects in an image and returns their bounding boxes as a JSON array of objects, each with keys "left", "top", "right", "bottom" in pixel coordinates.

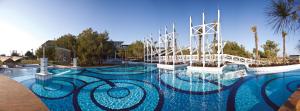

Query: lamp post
[
  {"left": 41, "top": 44, "right": 47, "bottom": 74},
  {"left": 36, "top": 44, "right": 52, "bottom": 80}
]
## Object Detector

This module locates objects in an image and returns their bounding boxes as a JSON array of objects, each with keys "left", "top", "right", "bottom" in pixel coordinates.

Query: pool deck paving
[
  {"left": 279, "top": 88, "right": 300, "bottom": 111},
  {"left": 0, "top": 75, "right": 48, "bottom": 111}
]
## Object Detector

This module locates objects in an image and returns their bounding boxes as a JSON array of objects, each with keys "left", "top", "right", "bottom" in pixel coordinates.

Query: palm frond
[{"left": 266, "top": 0, "right": 299, "bottom": 33}]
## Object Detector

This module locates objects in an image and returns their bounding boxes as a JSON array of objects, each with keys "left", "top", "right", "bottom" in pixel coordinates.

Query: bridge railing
[{"left": 156, "top": 54, "right": 268, "bottom": 65}]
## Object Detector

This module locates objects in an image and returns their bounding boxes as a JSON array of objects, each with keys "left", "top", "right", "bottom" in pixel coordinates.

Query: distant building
[
  {"left": 121, "top": 45, "right": 129, "bottom": 49},
  {"left": 289, "top": 55, "right": 300, "bottom": 63},
  {"left": 0, "top": 56, "right": 23, "bottom": 68},
  {"left": 110, "top": 41, "right": 126, "bottom": 59},
  {"left": 112, "top": 41, "right": 124, "bottom": 49}
]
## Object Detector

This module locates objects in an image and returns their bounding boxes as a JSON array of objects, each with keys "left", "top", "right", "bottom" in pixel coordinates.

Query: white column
[
  {"left": 217, "top": 9, "right": 221, "bottom": 67},
  {"left": 40, "top": 58, "right": 48, "bottom": 74},
  {"left": 143, "top": 38, "right": 146, "bottom": 62},
  {"left": 40, "top": 45, "right": 48, "bottom": 74},
  {"left": 150, "top": 34, "right": 153, "bottom": 63},
  {"left": 221, "top": 34, "right": 224, "bottom": 64},
  {"left": 218, "top": 12, "right": 221, "bottom": 87},
  {"left": 159, "top": 30, "right": 161, "bottom": 64},
  {"left": 165, "top": 26, "right": 168, "bottom": 64},
  {"left": 146, "top": 40, "right": 149, "bottom": 62},
  {"left": 172, "top": 23, "right": 176, "bottom": 66},
  {"left": 189, "top": 16, "right": 193, "bottom": 66},
  {"left": 202, "top": 12, "right": 206, "bottom": 67}
]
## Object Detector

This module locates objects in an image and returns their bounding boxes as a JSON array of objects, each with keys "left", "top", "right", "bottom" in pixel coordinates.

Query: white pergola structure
[
  {"left": 144, "top": 37, "right": 150, "bottom": 63},
  {"left": 144, "top": 35, "right": 159, "bottom": 63},
  {"left": 144, "top": 37, "right": 146, "bottom": 62},
  {"left": 158, "top": 23, "right": 179, "bottom": 65},
  {"left": 189, "top": 10, "right": 222, "bottom": 67}
]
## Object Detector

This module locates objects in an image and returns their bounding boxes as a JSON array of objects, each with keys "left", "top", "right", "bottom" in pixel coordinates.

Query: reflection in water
[
  {"left": 0, "top": 67, "right": 37, "bottom": 77},
  {"left": 158, "top": 68, "right": 241, "bottom": 94},
  {"left": 158, "top": 69, "right": 235, "bottom": 110}
]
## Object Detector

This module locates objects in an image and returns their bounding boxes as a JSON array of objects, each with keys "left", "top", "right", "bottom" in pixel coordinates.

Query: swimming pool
[{"left": 15, "top": 64, "right": 300, "bottom": 111}]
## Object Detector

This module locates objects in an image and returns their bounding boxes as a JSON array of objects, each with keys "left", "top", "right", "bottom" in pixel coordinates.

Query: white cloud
[{"left": 0, "top": 20, "right": 42, "bottom": 56}]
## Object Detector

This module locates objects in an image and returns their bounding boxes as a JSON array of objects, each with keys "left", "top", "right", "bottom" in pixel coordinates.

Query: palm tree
[
  {"left": 266, "top": 0, "right": 299, "bottom": 64},
  {"left": 211, "top": 21, "right": 218, "bottom": 64},
  {"left": 213, "top": 21, "right": 218, "bottom": 54},
  {"left": 251, "top": 26, "right": 259, "bottom": 60},
  {"left": 282, "top": 31, "right": 287, "bottom": 63},
  {"left": 197, "top": 28, "right": 203, "bottom": 62}
]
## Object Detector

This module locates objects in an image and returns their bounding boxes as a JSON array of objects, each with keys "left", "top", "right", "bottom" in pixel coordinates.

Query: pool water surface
[{"left": 16, "top": 64, "right": 300, "bottom": 111}]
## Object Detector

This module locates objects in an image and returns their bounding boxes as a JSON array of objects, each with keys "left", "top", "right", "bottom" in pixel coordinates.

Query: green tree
[
  {"left": 35, "top": 40, "right": 56, "bottom": 60},
  {"left": 11, "top": 50, "right": 20, "bottom": 56},
  {"left": 197, "top": 27, "right": 203, "bottom": 61},
  {"left": 117, "top": 48, "right": 126, "bottom": 59},
  {"left": 55, "top": 34, "right": 77, "bottom": 58},
  {"left": 35, "top": 47, "right": 55, "bottom": 60},
  {"left": 127, "top": 41, "right": 144, "bottom": 60},
  {"left": 252, "top": 49, "right": 267, "bottom": 58},
  {"left": 259, "top": 50, "right": 267, "bottom": 58},
  {"left": 35, "top": 28, "right": 116, "bottom": 66},
  {"left": 251, "top": 26, "right": 259, "bottom": 60},
  {"left": 77, "top": 28, "right": 115, "bottom": 66},
  {"left": 223, "top": 41, "right": 252, "bottom": 58},
  {"left": 261, "top": 40, "right": 280, "bottom": 61},
  {"left": 77, "top": 28, "right": 99, "bottom": 65},
  {"left": 266, "top": 0, "right": 300, "bottom": 63},
  {"left": 212, "top": 20, "right": 218, "bottom": 54},
  {"left": 25, "top": 51, "right": 35, "bottom": 59},
  {"left": 181, "top": 48, "right": 190, "bottom": 55}
]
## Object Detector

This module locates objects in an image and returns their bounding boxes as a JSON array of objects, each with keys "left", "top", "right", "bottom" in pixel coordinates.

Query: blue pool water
[{"left": 16, "top": 64, "right": 300, "bottom": 111}]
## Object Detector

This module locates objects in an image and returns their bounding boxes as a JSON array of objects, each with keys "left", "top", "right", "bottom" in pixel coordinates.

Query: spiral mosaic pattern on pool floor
[
  {"left": 286, "top": 80, "right": 300, "bottom": 93},
  {"left": 158, "top": 71, "right": 242, "bottom": 95},
  {"left": 226, "top": 75, "right": 300, "bottom": 111},
  {"left": 30, "top": 77, "right": 85, "bottom": 100},
  {"left": 74, "top": 79, "right": 163, "bottom": 111},
  {"left": 24, "top": 70, "right": 164, "bottom": 111},
  {"left": 261, "top": 75, "right": 300, "bottom": 110}
]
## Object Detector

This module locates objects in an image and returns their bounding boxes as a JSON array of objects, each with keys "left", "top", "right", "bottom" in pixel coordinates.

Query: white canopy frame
[
  {"left": 157, "top": 23, "right": 182, "bottom": 65},
  {"left": 189, "top": 10, "right": 222, "bottom": 67},
  {"left": 144, "top": 34, "right": 160, "bottom": 63}
]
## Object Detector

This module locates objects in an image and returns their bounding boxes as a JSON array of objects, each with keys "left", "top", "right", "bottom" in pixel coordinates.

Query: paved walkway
[
  {"left": 279, "top": 88, "right": 300, "bottom": 111},
  {"left": 0, "top": 75, "right": 48, "bottom": 111}
]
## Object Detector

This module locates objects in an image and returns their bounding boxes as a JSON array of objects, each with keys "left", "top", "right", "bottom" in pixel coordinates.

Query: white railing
[{"left": 155, "top": 54, "right": 267, "bottom": 65}]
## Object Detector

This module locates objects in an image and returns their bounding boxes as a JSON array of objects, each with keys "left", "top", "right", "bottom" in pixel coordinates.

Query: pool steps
[{"left": 35, "top": 73, "right": 53, "bottom": 80}]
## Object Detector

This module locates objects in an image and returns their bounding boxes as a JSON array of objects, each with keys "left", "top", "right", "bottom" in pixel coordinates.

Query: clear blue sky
[{"left": 0, "top": 0, "right": 299, "bottom": 55}]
